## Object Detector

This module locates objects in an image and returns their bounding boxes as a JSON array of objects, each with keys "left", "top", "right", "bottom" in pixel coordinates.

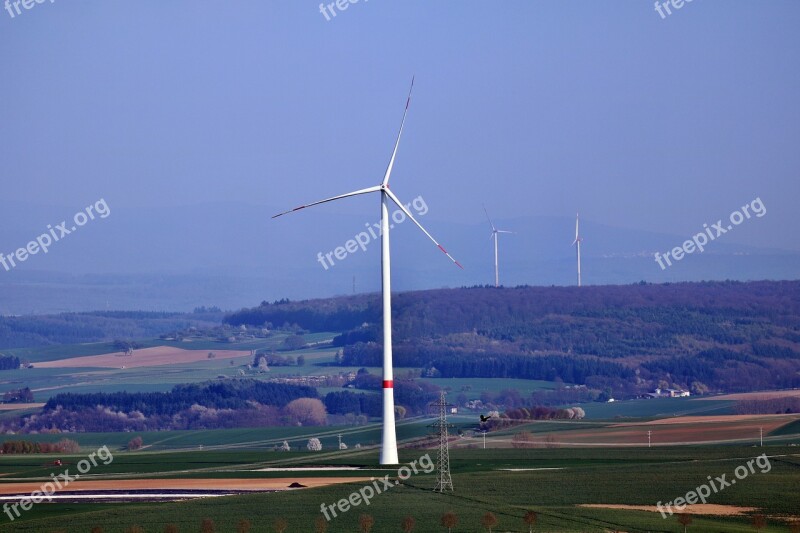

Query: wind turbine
[
  {"left": 572, "top": 212, "right": 583, "bottom": 287},
  {"left": 272, "top": 78, "right": 462, "bottom": 465},
  {"left": 483, "top": 206, "right": 513, "bottom": 288}
]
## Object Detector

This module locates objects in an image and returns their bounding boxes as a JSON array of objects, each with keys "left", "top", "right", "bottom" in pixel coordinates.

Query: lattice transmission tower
[{"left": 428, "top": 390, "right": 454, "bottom": 492}]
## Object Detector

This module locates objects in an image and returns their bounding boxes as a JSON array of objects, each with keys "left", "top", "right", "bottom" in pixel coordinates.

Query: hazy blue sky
[{"left": 1, "top": 1, "right": 798, "bottom": 256}]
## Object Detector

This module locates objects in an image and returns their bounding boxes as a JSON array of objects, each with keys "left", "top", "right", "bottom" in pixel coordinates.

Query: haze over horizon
[{"left": 1, "top": 1, "right": 798, "bottom": 313}]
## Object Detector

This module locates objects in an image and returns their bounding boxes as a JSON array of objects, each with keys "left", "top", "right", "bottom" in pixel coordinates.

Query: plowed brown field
[{"left": 34, "top": 346, "right": 251, "bottom": 369}]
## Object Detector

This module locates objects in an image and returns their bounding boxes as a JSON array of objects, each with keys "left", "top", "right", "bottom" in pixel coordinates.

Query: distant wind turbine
[
  {"left": 572, "top": 212, "right": 583, "bottom": 287},
  {"left": 483, "top": 206, "right": 513, "bottom": 288},
  {"left": 272, "top": 78, "right": 462, "bottom": 465}
]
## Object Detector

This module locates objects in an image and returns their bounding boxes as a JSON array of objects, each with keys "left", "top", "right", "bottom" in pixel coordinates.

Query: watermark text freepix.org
[
  {"left": 3, "top": 445, "right": 114, "bottom": 521},
  {"left": 319, "top": 453, "right": 434, "bottom": 521},
  {"left": 654, "top": 197, "right": 765, "bottom": 271},
  {"left": 319, "top": 0, "right": 367, "bottom": 21},
  {"left": 317, "top": 195, "right": 428, "bottom": 270},
  {"left": 657, "top": 453, "right": 771, "bottom": 518},
  {"left": 654, "top": 0, "right": 695, "bottom": 20},
  {"left": 0, "top": 198, "right": 111, "bottom": 273},
  {"left": 4, "top": 0, "right": 55, "bottom": 20}
]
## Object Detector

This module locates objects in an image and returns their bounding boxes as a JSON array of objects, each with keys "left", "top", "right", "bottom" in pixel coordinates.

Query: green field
[
  {"left": 0, "top": 445, "right": 798, "bottom": 532},
  {"left": 420, "top": 377, "right": 559, "bottom": 397},
  {"left": 571, "top": 396, "right": 736, "bottom": 420},
  {"left": 0, "top": 333, "right": 357, "bottom": 400},
  {"left": 0, "top": 333, "right": 573, "bottom": 406},
  {"left": 1, "top": 336, "right": 799, "bottom": 531}
]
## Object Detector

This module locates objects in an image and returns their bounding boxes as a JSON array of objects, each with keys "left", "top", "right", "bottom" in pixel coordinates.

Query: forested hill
[
  {"left": 226, "top": 281, "right": 800, "bottom": 393},
  {"left": 225, "top": 280, "right": 800, "bottom": 343},
  {"left": 0, "top": 309, "right": 224, "bottom": 349}
]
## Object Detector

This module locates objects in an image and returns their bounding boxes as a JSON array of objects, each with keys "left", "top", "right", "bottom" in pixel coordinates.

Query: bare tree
[
  {"left": 200, "top": 518, "right": 216, "bottom": 533},
  {"left": 314, "top": 515, "right": 329, "bottom": 533},
  {"left": 441, "top": 512, "right": 458, "bottom": 533},
  {"left": 751, "top": 514, "right": 767, "bottom": 531},
  {"left": 163, "top": 525, "right": 179, "bottom": 533},
  {"left": 359, "top": 514, "right": 375, "bottom": 533},
  {"left": 789, "top": 520, "right": 800, "bottom": 533},
  {"left": 512, "top": 431, "right": 535, "bottom": 449},
  {"left": 523, "top": 510, "right": 538, "bottom": 532},
  {"left": 274, "top": 517, "right": 288, "bottom": 533},
  {"left": 237, "top": 520, "right": 251, "bottom": 533},
  {"left": 677, "top": 513, "right": 693, "bottom": 533},
  {"left": 481, "top": 512, "right": 498, "bottom": 533},
  {"left": 90, "top": 528, "right": 104, "bottom": 533},
  {"left": 402, "top": 515, "right": 416, "bottom": 533}
]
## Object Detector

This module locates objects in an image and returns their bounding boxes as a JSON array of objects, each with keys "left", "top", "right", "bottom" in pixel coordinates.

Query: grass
[
  {"left": 0, "top": 417, "right": 438, "bottom": 454},
  {"left": 0, "top": 334, "right": 359, "bottom": 400},
  {"left": 419, "top": 377, "right": 559, "bottom": 397},
  {"left": 771, "top": 418, "right": 800, "bottom": 436},
  {"left": 0, "top": 446, "right": 797, "bottom": 532},
  {"left": 572, "top": 396, "right": 736, "bottom": 420}
]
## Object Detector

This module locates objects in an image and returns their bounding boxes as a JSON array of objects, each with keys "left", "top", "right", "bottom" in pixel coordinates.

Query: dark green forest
[
  {"left": 4, "top": 381, "right": 319, "bottom": 433},
  {"left": 0, "top": 310, "right": 223, "bottom": 349},
  {"left": 227, "top": 281, "right": 800, "bottom": 393}
]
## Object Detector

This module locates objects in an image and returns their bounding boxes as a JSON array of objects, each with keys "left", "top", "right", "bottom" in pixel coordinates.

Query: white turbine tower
[
  {"left": 484, "top": 206, "right": 513, "bottom": 288},
  {"left": 572, "top": 212, "right": 583, "bottom": 287},
  {"left": 272, "top": 79, "right": 462, "bottom": 465}
]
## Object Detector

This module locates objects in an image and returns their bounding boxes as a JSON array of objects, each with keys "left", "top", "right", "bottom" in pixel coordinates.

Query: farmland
[
  {"left": 1, "top": 283, "right": 799, "bottom": 530},
  {"left": 0, "top": 442, "right": 798, "bottom": 532}
]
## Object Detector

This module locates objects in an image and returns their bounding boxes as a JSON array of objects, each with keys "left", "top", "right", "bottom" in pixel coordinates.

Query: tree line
[
  {"left": 0, "top": 354, "right": 21, "bottom": 370},
  {"left": 44, "top": 380, "right": 317, "bottom": 417}
]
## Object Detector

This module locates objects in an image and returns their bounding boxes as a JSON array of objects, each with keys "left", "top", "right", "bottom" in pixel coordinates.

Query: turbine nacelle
[{"left": 572, "top": 212, "right": 583, "bottom": 246}]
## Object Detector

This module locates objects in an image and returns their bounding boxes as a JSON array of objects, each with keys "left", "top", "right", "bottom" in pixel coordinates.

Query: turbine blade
[
  {"left": 497, "top": 230, "right": 514, "bottom": 234},
  {"left": 385, "top": 189, "right": 463, "bottom": 269},
  {"left": 381, "top": 77, "right": 415, "bottom": 187},
  {"left": 483, "top": 205, "right": 497, "bottom": 232},
  {"left": 575, "top": 213, "right": 580, "bottom": 240},
  {"left": 272, "top": 185, "right": 381, "bottom": 218}
]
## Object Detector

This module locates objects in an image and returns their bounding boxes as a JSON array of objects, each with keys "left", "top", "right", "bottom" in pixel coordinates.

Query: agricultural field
[
  {"left": 0, "top": 333, "right": 573, "bottom": 404},
  {"left": 421, "top": 377, "right": 560, "bottom": 397},
  {"left": 0, "top": 333, "right": 347, "bottom": 400},
  {"left": 0, "top": 442, "right": 798, "bottom": 532},
  {"left": 1, "top": 331, "right": 799, "bottom": 531}
]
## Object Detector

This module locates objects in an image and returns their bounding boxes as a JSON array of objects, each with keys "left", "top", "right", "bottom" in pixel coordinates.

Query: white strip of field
[
  {"left": 0, "top": 493, "right": 233, "bottom": 501},
  {"left": 254, "top": 466, "right": 362, "bottom": 472},
  {"left": 497, "top": 468, "right": 564, "bottom": 471}
]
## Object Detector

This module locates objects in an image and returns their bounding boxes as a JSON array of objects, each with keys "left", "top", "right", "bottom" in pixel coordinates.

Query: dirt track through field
[
  {"left": 700, "top": 390, "right": 800, "bottom": 401},
  {"left": 0, "top": 403, "right": 44, "bottom": 410},
  {"left": 483, "top": 415, "right": 800, "bottom": 447},
  {"left": 0, "top": 477, "right": 369, "bottom": 495},
  {"left": 33, "top": 346, "right": 252, "bottom": 369},
  {"left": 557, "top": 416, "right": 796, "bottom": 445},
  {"left": 579, "top": 504, "right": 758, "bottom": 516}
]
